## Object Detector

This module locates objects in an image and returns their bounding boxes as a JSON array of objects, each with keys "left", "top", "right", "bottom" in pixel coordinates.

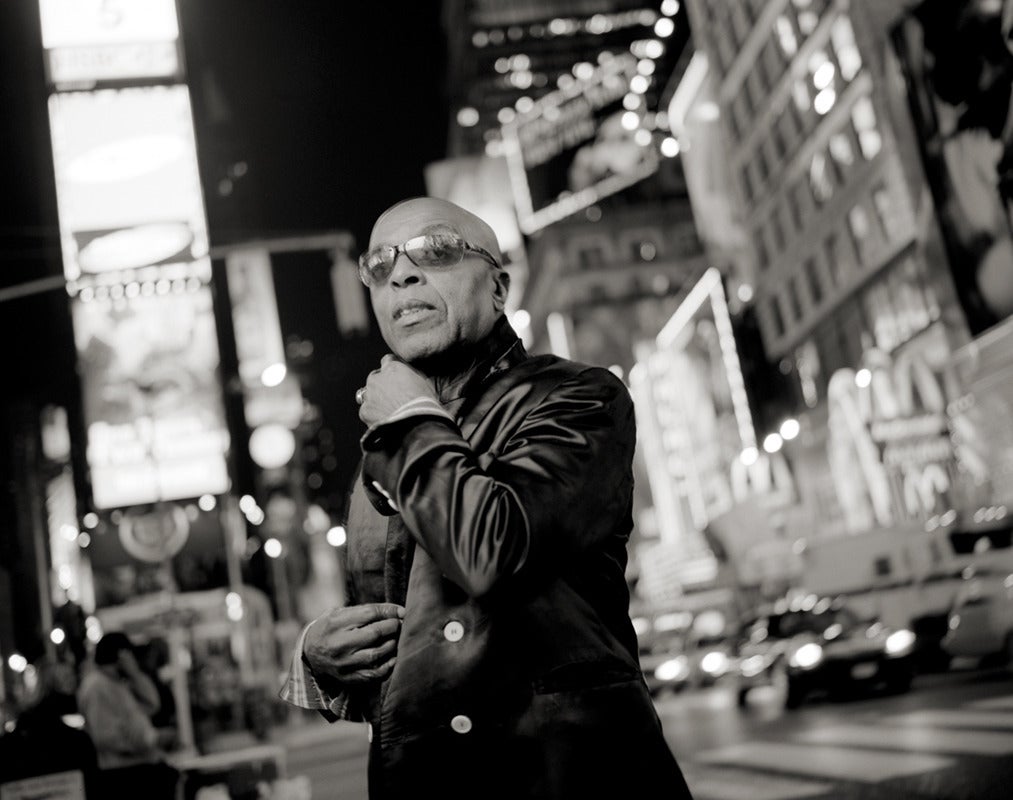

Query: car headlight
[
  {"left": 700, "top": 650, "right": 730, "bottom": 676},
  {"left": 740, "top": 654, "right": 766, "bottom": 677},
  {"left": 655, "top": 656, "right": 689, "bottom": 682},
  {"left": 885, "top": 629, "right": 915, "bottom": 655},
  {"left": 790, "top": 642, "right": 823, "bottom": 669}
]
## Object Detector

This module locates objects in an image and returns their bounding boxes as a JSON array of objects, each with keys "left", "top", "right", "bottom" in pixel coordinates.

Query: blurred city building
[
  {"left": 0, "top": 0, "right": 360, "bottom": 756},
  {"left": 670, "top": 0, "right": 1013, "bottom": 612},
  {"left": 437, "top": 1, "right": 756, "bottom": 608}
]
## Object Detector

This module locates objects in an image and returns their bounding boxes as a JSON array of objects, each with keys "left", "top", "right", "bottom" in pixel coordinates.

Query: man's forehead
[{"left": 368, "top": 197, "right": 501, "bottom": 258}]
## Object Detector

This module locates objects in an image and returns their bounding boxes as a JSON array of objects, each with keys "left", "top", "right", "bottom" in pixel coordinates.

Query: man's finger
[
  {"left": 337, "top": 638, "right": 398, "bottom": 670},
  {"left": 320, "top": 618, "right": 401, "bottom": 656},
  {"left": 340, "top": 658, "right": 396, "bottom": 685},
  {"left": 328, "top": 603, "right": 404, "bottom": 628}
]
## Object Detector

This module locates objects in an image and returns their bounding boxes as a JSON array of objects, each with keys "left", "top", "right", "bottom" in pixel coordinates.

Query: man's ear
[{"left": 491, "top": 268, "right": 510, "bottom": 312}]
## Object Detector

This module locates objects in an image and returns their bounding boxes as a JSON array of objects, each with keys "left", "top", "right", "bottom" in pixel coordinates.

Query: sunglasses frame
[{"left": 358, "top": 227, "right": 500, "bottom": 287}]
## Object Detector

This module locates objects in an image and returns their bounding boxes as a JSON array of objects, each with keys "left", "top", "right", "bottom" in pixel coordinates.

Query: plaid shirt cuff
[{"left": 279, "top": 621, "right": 352, "bottom": 721}]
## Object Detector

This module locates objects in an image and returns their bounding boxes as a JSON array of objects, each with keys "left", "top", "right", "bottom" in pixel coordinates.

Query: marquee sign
[{"left": 501, "top": 53, "right": 659, "bottom": 234}]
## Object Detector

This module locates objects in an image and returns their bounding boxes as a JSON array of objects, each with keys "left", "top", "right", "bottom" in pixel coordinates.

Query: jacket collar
[{"left": 430, "top": 315, "right": 527, "bottom": 406}]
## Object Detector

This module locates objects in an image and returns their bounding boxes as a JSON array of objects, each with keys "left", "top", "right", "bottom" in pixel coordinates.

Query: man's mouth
[{"left": 393, "top": 301, "right": 435, "bottom": 321}]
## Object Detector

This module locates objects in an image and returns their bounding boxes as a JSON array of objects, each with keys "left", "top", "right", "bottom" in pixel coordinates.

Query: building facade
[{"left": 680, "top": 0, "right": 1013, "bottom": 547}]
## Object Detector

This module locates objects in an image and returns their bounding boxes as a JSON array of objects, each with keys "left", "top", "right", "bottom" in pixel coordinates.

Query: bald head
[
  {"left": 364, "top": 197, "right": 511, "bottom": 366},
  {"left": 369, "top": 197, "right": 503, "bottom": 265}
]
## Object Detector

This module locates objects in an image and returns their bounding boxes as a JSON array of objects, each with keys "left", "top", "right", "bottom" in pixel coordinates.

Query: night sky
[{"left": 0, "top": 1, "right": 453, "bottom": 512}]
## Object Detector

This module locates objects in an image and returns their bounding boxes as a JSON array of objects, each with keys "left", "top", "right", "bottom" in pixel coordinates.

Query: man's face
[{"left": 367, "top": 203, "right": 508, "bottom": 364}]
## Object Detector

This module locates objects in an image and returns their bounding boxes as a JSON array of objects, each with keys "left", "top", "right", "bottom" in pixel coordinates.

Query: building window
[
  {"left": 778, "top": 106, "right": 799, "bottom": 155},
  {"left": 786, "top": 186, "right": 803, "bottom": 231},
  {"left": 824, "top": 232, "right": 856, "bottom": 288},
  {"left": 775, "top": 14, "right": 799, "bottom": 57},
  {"left": 809, "top": 151, "right": 834, "bottom": 205},
  {"left": 734, "top": 93, "right": 751, "bottom": 136},
  {"left": 872, "top": 183, "right": 899, "bottom": 242},
  {"left": 756, "top": 144, "right": 770, "bottom": 185},
  {"left": 831, "top": 15, "right": 862, "bottom": 81},
  {"left": 578, "top": 245, "right": 606, "bottom": 270},
  {"left": 792, "top": 79, "right": 811, "bottom": 115},
  {"left": 770, "top": 209, "right": 787, "bottom": 253},
  {"left": 787, "top": 276, "right": 805, "bottom": 321},
  {"left": 805, "top": 257, "right": 824, "bottom": 304},
  {"left": 716, "top": 28, "right": 736, "bottom": 75},
  {"left": 756, "top": 231, "right": 770, "bottom": 271},
  {"left": 795, "top": 4, "right": 820, "bottom": 37},
  {"left": 726, "top": 100, "right": 741, "bottom": 142},
  {"left": 771, "top": 122, "right": 787, "bottom": 163},
  {"left": 740, "top": 165, "right": 755, "bottom": 202},
  {"left": 847, "top": 204, "right": 872, "bottom": 264},
  {"left": 828, "top": 128, "right": 856, "bottom": 172},
  {"left": 852, "top": 96, "right": 882, "bottom": 159},
  {"left": 763, "top": 40, "right": 785, "bottom": 87},
  {"left": 769, "top": 296, "right": 786, "bottom": 338},
  {"left": 730, "top": 3, "right": 752, "bottom": 46}
]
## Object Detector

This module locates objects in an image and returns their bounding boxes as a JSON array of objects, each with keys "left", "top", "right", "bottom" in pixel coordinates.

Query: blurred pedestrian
[
  {"left": 77, "top": 631, "right": 179, "bottom": 799},
  {"left": 281, "top": 197, "right": 693, "bottom": 799},
  {"left": 138, "top": 636, "right": 177, "bottom": 731},
  {"left": 0, "top": 657, "right": 98, "bottom": 793}
]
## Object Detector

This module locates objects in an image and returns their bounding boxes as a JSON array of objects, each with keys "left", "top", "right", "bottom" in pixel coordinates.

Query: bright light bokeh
[{"left": 264, "top": 538, "right": 282, "bottom": 558}]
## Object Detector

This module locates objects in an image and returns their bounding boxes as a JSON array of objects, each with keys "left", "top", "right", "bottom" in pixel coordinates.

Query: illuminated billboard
[
  {"left": 653, "top": 268, "right": 760, "bottom": 529},
  {"left": 72, "top": 286, "right": 230, "bottom": 508},
  {"left": 39, "top": 0, "right": 182, "bottom": 87},
  {"left": 892, "top": 3, "right": 1013, "bottom": 335},
  {"left": 48, "top": 85, "right": 210, "bottom": 284},
  {"left": 501, "top": 53, "right": 660, "bottom": 234}
]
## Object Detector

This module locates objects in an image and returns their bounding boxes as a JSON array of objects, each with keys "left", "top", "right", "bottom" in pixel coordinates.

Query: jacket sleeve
[
  {"left": 360, "top": 368, "right": 635, "bottom": 598},
  {"left": 278, "top": 621, "right": 358, "bottom": 723}
]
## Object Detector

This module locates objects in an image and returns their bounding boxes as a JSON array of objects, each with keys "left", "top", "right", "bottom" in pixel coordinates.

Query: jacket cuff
[
  {"left": 361, "top": 416, "right": 460, "bottom": 515},
  {"left": 279, "top": 621, "right": 353, "bottom": 722}
]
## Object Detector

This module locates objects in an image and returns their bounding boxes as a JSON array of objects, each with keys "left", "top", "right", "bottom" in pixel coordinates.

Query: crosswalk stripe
[
  {"left": 680, "top": 765, "right": 831, "bottom": 800},
  {"left": 968, "top": 695, "right": 1013, "bottom": 711},
  {"left": 796, "top": 723, "right": 1013, "bottom": 755},
  {"left": 694, "top": 741, "right": 952, "bottom": 783},
  {"left": 881, "top": 709, "right": 1013, "bottom": 730}
]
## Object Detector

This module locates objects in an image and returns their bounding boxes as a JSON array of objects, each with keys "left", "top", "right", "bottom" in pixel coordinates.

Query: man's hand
[
  {"left": 358, "top": 355, "right": 440, "bottom": 428},
  {"left": 303, "top": 603, "right": 405, "bottom": 685}
]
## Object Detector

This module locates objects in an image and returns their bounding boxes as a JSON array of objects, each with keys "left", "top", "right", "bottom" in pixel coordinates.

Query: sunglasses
[{"left": 358, "top": 225, "right": 501, "bottom": 287}]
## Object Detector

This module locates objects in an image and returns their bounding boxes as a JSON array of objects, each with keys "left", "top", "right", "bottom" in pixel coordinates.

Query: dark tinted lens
[{"left": 405, "top": 233, "right": 464, "bottom": 267}]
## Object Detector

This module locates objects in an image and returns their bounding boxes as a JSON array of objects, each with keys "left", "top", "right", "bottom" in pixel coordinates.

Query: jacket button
[
  {"left": 443, "top": 620, "right": 465, "bottom": 642},
  {"left": 450, "top": 714, "right": 472, "bottom": 734}
]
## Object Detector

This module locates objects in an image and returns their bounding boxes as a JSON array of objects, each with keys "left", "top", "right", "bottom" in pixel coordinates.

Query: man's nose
[{"left": 389, "top": 253, "right": 424, "bottom": 287}]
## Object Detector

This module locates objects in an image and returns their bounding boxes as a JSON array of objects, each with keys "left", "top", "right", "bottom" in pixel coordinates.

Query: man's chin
[{"left": 390, "top": 331, "right": 449, "bottom": 365}]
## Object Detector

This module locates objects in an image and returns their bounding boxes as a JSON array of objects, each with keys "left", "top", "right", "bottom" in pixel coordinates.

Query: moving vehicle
[
  {"left": 734, "top": 595, "right": 916, "bottom": 708},
  {"left": 942, "top": 563, "right": 1013, "bottom": 666},
  {"left": 634, "top": 604, "right": 739, "bottom": 695},
  {"left": 634, "top": 609, "right": 694, "bottom": 697},
  {"left": 794, "top": 516, "right": 1013, "bottom": 671}
]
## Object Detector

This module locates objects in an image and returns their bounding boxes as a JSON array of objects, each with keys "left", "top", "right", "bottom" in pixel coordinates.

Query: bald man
[{"left": 281, "top": 198, "right": 693, "bottom": 800}]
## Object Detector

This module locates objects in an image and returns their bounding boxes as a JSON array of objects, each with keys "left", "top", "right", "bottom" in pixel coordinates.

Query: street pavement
[{"left": 274, "top": 665, "right": 1013, "bottom": 799}]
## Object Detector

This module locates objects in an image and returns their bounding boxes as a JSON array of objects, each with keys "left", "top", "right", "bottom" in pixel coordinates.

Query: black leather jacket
[{"left": 343, "top": 317, "right": 692, "bottom": 799}]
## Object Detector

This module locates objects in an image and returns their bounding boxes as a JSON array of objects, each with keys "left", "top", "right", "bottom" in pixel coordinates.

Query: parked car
[
  {"left": 733, "top": 597, "right": 916, "bottom": 708},
  {"left": 942, "top": 565, "right": 1013, "bottom": 666}
]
